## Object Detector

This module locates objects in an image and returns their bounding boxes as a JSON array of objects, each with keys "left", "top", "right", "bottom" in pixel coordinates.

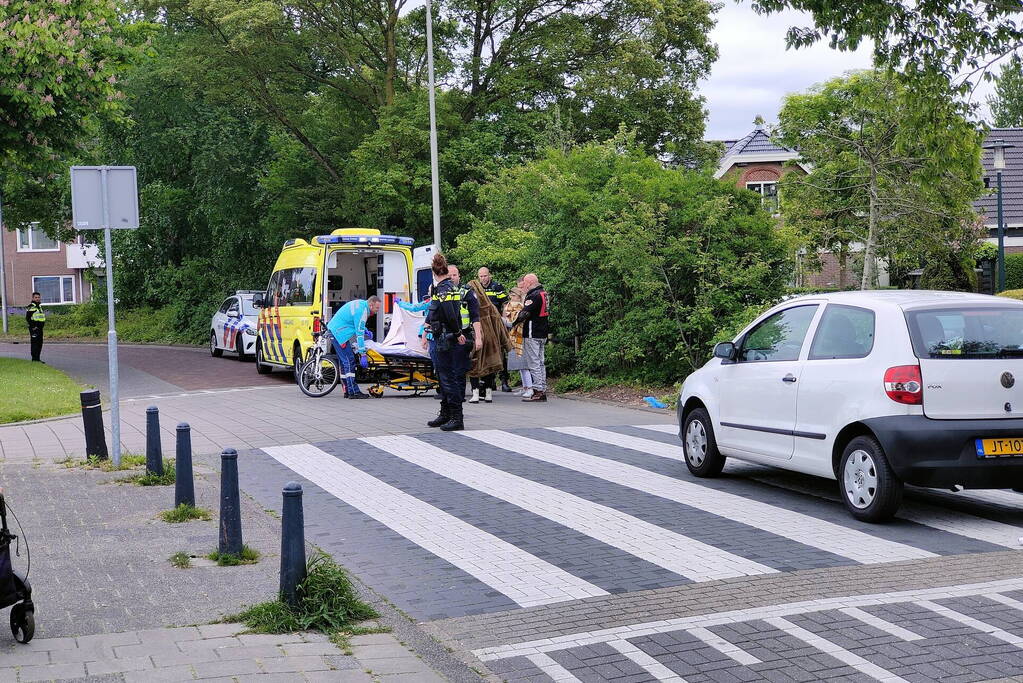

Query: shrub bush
[{"left": 1004, "top": 253, "right": 1023, "bottom": 291}]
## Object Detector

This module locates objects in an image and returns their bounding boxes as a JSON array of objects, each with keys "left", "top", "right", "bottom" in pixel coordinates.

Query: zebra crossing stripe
[
  {"left": 552, "top": 426, "right": 684, "bottom": 460},
  {"left": 462, "top": 430, "right": 934, "bottom": 564},
  {"left": 362, "top": 435, "right": 776, "bottom": 582},
  {"left": 636, "top": 423, "right": 679, "bottom": 435},
  {"left": 744, "top": 470, "right": 1023, "bottom": 549},
  {"left": 261, "top": 444, "right": 607, "bottom": 607},
  {"left": 763, "top": 617, "right": 908, "bottom": 683},
  {"left": 838, "top": 607, "right": 924, "bottom": 641},
  {"left": 606, "top": 640, "right": 688, "bottom": 682},
  {"left": 685, "top": 627, "right": 761, "bottom": 665}
]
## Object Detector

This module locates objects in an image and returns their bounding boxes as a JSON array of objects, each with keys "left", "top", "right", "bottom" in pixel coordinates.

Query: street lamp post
[
  {"left": 985, "top": 139, "right": 1015, "bottom": 293},
  {"left": 424, "top": 0, "right": 441, "bottom": 250}
]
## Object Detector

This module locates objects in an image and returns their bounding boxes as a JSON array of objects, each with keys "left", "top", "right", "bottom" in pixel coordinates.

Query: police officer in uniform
[
  {"left": 476, "top": 267, "right": 512, "bottom": 393},
  {"left": 25, "top": 291, "right": 45, "bottom": 363},
  {"left": 426, "top": 254, "right": 482, "bottom": 431}
]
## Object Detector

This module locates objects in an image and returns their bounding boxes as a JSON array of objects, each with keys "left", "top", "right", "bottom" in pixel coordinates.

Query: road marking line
[
  {"left": 839, "top": 607, "right": 924, "bottom": 641},
  {"left": 525, "top": 653, "right": 583, "bottom": 682},
  {"left": 551, "top": 426, "right": 684, "bottom": 460},
  {"left": 764, "top": 617, "right": 908, "bottom": 682},
  {"left": 473, "top": 576, "right": 1023, "bottom": 661},
  {"left": 746, "top": 471, "right": 1023, "bottom": 549},
  {"left": 462, "top": 430, "right": 934, "bottom": 565},
  {"left": 607, "top": 640, "right": 688, "bottom": 682},
  {"left": 261, "top": 444, "right": 606, "bottom": 607},
  {"left": 915, "top": 600, "right": 1023, "bottom": 646},
  {"left": 635, "top": 424, "right": 679, "bottom": 435},
  {"left": 986, "top": 593, "right": 1023, "bottom": 612},
  {"left": 685, "top": 627, "right": 761, "bottom": 665},
  {"left": 363, "top": 435, "right": 775, "bottom": 582}
]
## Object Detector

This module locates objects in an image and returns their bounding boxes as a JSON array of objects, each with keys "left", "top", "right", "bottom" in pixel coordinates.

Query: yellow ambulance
[{"left": 252, "top": 228, "right": 437, "bottom": 376}]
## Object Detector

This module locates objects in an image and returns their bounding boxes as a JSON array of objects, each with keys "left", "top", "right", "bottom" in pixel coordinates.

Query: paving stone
[
  {"left": 0, "top": 668, "right": 16, "bottom": 683},
  {"left": 16, "top": 662, "right": 87, "bottom": 682},
  {"left": 86, "top": 655, "right": 154, "bottom": 675},
  {"left": 349, "top": 643, "right": 421, "bottom": 660},
  {"left": 192, "top": 657, "right": 262, "bottom": 678},
  {"left": 258, "top": 655, "right": 332, "bottom": 673},
  {"left": 303, "top": 671, "right": 373, "bottom": 682},
  {"left": 124, "top": 664, "right": 196, "bottom": 682},
  {"left": 280, "top": 642, "right": 344, "bottom": 657},
  {"left": 215, "top": 644, "right": 287, "bottom": 660}
]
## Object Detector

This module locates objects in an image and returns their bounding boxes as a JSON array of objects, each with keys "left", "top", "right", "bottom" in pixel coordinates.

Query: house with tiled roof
[
  {"left": 713, "top": 124, "right": 809, "bottom": 213},
  {"left": 977, "top": 128, "right": 1023, "bottom": 254}
]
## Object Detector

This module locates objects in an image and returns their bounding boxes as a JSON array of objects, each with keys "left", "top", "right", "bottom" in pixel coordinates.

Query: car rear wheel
[
  {"left": 255, "top": 342, "right": 273, "bottom": 375},
  {"left": 210, "top": 332, "right": 223, "bottom": 358},
  {"left": 682, "top": 408, "right": 725, "bottom": 477},
  {"left": 840, "top": 435, "right": 903, "bottom": 523}
]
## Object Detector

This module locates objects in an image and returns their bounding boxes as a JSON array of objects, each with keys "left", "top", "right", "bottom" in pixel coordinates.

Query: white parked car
[
  {"left": 678, "top": 290, "right": 1023, "bottom": 522},
  {"left": 210, "top": 291, "right": 261, "bottom": 359}
]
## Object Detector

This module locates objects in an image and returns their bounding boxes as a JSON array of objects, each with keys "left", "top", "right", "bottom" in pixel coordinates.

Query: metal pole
[
  {"left": 425, "top": 0, "right": 442, "bottom": 250},
  {"left": 998, "top": 170, "right": 1006, "bottom": 293},
  {"left": 0, "top": 189, "right": 8, "bottom": 334},
  {"left": 101, "top": 167, "right": 121, "bottom": 466}
]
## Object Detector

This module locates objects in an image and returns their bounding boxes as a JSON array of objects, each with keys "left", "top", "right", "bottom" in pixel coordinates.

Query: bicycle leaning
[{"left": 297, "top": 332, "right": 341, "bottom": 398}]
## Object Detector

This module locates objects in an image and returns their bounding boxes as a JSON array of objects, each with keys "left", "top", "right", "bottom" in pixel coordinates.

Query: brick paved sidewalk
[
  {"left": 0, "top": 624, "right": 445, "bottom": 682},
  {"left": 0, "top": 386, "right": 673, "bottom": 463},
  {"left": 0, "top": 455, "right": 475, "bottom": 682}
]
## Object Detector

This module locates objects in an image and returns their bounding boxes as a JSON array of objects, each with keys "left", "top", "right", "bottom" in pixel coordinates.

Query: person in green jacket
[{"left": 25, "top": 292, "right": 46, "bottom": 363}]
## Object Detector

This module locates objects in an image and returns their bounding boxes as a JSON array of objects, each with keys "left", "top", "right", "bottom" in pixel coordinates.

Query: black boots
[
  {"left": 501, "top": 381, "right": 511, "bottom": 393},
  {"left": 440, "top": 403, "right": 464, "bottom": 431},
  {"left": 428, "top": 403, "right": 450, "bottom": 428}
]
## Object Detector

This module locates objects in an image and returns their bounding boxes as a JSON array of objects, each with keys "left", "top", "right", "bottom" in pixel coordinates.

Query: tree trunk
[
  {"left": 384, "top": 0, "right": 398, "bottom": 107},
  {"left": 861, "top": 169, "right": 879, "bottom": 290}
]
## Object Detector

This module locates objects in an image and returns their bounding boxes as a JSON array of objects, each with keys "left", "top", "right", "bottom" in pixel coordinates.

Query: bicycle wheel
[{"left": 298, "top": 355, "right": 340, "bottom": 398}]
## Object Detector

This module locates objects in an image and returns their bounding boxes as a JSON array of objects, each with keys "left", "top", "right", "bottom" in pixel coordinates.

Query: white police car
[{"left": 210, "top": 291, "right": 261, "bottom": 359}]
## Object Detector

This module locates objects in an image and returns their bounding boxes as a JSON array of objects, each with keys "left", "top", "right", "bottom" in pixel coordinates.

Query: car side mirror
[
  {"left": 252, "top": 293, "right": 265, "bottom": 308},
  {"left": 713, "top": 341, "right": 736, "bottom": 361}
]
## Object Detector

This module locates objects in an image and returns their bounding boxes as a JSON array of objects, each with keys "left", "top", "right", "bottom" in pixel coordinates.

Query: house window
[
  {"left": 746, "top": 181, "right": 779, "bottom": 213},
  {"left": 32, "top": 276, "right": 75, "bottom": 305},
  {"left": 16, "top": 224, "right": 59, "bottom": 252}
]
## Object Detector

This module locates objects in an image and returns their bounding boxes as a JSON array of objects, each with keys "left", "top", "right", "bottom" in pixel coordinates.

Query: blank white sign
[{"left": 70, "top": 166, "right": 139, "bottom": 230}]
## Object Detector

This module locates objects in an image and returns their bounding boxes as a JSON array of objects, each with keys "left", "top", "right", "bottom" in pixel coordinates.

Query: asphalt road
[{"left": 0, "top": 341, "right": 293, "bottom": 398}]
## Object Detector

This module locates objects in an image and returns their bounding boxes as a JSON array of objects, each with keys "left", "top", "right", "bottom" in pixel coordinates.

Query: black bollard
[
  {"left": 219, "top": 448, "right": 243, "bottom": 556},
  {"left": 175, "top": 423, "right": 195, "bottom": 508},
  {"left": 145, "top": 406, "right": 163, "bottom": 476},
  {"left": 80, "top": 390, "right": 108, "bottom": 460},
  {"left": 279, "top": 482, "right": 307, "bottom": 608}
]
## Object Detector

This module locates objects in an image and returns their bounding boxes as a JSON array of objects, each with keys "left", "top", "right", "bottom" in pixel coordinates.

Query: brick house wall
[
  {"left": 1, "top": 227, "right": 93, "bottom": 307},
  {"left": 728, "top": 163, "right": 785, "bottom": 186}
]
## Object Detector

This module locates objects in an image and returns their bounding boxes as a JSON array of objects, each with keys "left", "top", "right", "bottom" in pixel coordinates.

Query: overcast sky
[{"left": 701, "top": 1, "right": 874, "bottom": 140}]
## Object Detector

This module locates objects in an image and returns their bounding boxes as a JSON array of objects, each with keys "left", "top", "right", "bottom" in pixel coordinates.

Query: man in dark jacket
[
  {"left": 25, "top": 292, "right": 46, "bottom": 363},
  {"left": 477, "top": 267, "right": 512, "bottom": 393},
  {"left": 514, "top": 273, "right": 549, "bottom": 402}
]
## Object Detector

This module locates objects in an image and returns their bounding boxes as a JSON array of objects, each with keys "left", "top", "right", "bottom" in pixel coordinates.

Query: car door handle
[{"left": 782, "top": 374, "right": 797, "bottom": 383}]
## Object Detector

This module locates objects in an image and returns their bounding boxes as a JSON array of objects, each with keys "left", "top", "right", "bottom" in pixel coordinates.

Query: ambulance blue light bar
[{"left": 317, "top": 234, "right": 414, "bottom": 246}]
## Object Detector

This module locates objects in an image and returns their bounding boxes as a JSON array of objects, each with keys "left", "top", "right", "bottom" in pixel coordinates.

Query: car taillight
[
  {"left": 312, "top": 316, "right": 321, "bottom": 334},
  {"left": 884, "top": 365, "right": 922, "bottom": 405}
]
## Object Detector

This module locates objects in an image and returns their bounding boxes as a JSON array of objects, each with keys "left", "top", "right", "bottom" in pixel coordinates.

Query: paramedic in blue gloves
[{"left": 326, "top": 295, "right": 381, "bottom": 399}]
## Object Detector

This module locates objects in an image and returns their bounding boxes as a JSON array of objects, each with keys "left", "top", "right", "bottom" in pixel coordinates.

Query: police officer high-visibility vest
[
  {"left": 27, "top": 303, "right": 45, "bottom": 323},
  {"left": 435, "top": 286, "right": 471, "bottom": 332}
]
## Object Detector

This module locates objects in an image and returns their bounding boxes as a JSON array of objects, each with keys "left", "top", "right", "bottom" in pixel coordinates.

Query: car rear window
[{"left": 906, "top": 306, "right": 1023, "bottom": 359}]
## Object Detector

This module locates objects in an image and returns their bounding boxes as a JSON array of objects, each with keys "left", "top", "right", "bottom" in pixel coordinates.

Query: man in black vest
[{"left": 25, "top": 292, "right": 46, "bottom": 363}]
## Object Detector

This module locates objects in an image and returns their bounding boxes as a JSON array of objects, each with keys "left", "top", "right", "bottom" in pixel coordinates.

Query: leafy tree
[
  {"left": 750, "top": 0, "right": 1023, "bottom": 92},
  {"left": 989, "top": 56, "right": 1023, "bottom": 128},
  {"left": 0, "top": 0, "right": 135, "bottom": 233},
  {"left": 451, "top": 133, "right": 791, "bottom": 381},
  {"left": 776, "top": 70, "right": 983, "bottom": 290}
]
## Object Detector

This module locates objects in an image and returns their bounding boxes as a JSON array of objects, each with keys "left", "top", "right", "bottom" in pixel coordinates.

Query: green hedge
[
  {"left": 0, "top": 303, "right": 200, "bottom": 345},
  {"left": 997, "top": 289, "right": 1023, "bottom": 301},
  {"left": 1005, "top": 254, "right": 1023, "bottom": 291}
]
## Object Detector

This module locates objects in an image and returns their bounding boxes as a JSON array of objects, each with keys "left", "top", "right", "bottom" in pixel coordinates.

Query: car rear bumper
[{"left": 863, "top": 415, "right": 1023, "bottom": 488}]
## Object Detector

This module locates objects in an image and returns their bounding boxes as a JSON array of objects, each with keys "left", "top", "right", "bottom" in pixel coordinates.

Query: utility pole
[
  {"left": 425, "top": 0, "right": 442, "bottom": 250},
  {"left": 0, "top": 189, "right": 8, "bottom": 334}
]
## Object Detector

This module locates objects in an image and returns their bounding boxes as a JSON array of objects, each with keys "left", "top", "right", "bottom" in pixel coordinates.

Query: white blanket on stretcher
[{"left": 365, "top": 306, "right": 429, "bottom": 358}]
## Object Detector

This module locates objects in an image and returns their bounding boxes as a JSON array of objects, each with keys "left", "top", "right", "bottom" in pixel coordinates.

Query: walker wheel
[
  {"left": 11, "top": 604, "right": 34, "bottom": 643},
  {"left": 369, "top": 386, "right": 384, "bottom": 398}
]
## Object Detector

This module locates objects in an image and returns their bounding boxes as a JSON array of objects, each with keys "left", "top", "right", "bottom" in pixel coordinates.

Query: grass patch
[
  {"left": 208, "top": 545, "right": 261, "bottom": 566},
  {"left": 169, "top": 552, "right": 192, "bottom": 569},
  {"left": 119, "top": 459, "right": 176, "bottom": 486},
  {"left": 160, "top": 503, "right": 212, "bottom": 523},
  {"left": 233, "top": 553, "right": 377, "bottom": 636},
  {"left": 60, "top": 453, "right": 146, "bottom": 471},
  {"left": 0, "top": 358, "right": 84, "bottom": 423},
  {"left": 0, "top": 303, "right": 200, "bottom": 345}
]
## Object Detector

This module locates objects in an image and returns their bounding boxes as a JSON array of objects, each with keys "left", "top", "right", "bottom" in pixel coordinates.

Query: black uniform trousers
[
  {"left": 29, "top": 323, "right": 44, "bottom": 361},
  {"left": 431, "top": 339, "right": 472, "bottom": 413}
]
